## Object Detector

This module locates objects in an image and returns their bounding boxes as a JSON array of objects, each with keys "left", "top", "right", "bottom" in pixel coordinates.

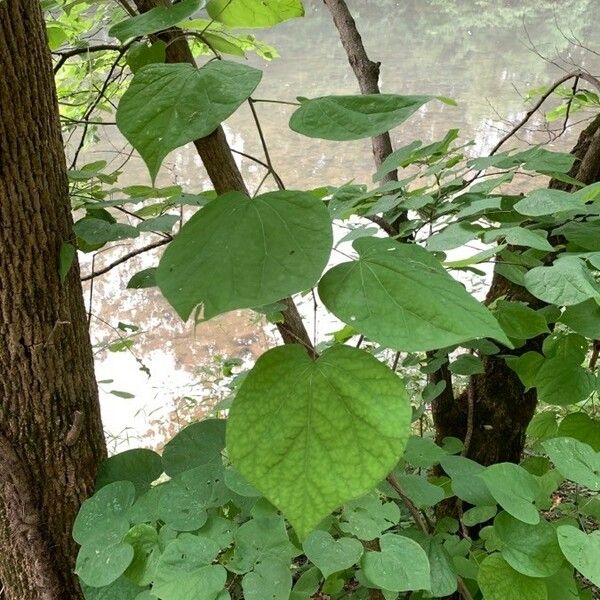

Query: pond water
[{"left": 81, "top": 0, "right": 600, "bottom": 450}]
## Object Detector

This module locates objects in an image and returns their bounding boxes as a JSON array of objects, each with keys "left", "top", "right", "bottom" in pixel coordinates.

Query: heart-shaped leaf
[
  {"left": 477, "top": 554, "right": 547, "bottom": 600},
  {"left": 318, "top": 237, "right": 509, "bottom": 351},
  {"left": 360, "top": 533, "right": 430, "bottom": 592},
  {"left": 227, "top": 344, "right": 411, "bottom": 539},
  {"left": 290, "top": 94, "right": 432, "bottom": 141},
  {"left": 157, "top": 191, "right": 332, "bottom": 321},
  {"left": 556, "top": 525, "right": 600, "bottom": 587},
  {"left": 116, "top": 61, "right": 262, "bottom": 181},
  {"left": 303, "top": 530, "right": 363, "bottom": 578},
  {"left": 542, "top": 437, "right": 600, "bottom": 491}
]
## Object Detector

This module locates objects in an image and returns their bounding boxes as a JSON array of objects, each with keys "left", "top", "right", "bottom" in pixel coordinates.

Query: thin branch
[
  {"left": 589, "top": 340, "right": 600, "bottom": 370},
  {"left": 81, "top": 238, "right": 170, "bottom": 282},
  {"left": 461, "top": 383, "right": 475, "bottom": 457},
  {"left": 53, "top": 44, "right": 124, "bottom": 73}
]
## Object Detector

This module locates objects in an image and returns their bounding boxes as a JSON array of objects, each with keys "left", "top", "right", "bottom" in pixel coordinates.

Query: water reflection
[{"left": 81, "top": 0, "right": 600, "bottom": 450}]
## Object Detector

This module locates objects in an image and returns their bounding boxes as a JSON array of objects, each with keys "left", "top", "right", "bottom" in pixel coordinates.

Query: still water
[{"left": 81, "top": 0, "right": 600, "bottom": 450}]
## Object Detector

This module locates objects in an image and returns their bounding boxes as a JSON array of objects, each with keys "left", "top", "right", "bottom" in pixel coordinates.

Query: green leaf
[
  {"left": 542, "top": 437, "right": 600, "bottom": 491},
  {"left": 58, "top": 242, "right": 76, "bottom": 283},
  {"left": 514, "top": 189, "right": 585, "bottom": 216},
  {"left": 427, "top": 223, "right": 482, "bottom": 251},
  {"left": 479, "top": 463, "right": 540, "bottom": 524},
  {"left": 360, "top": 533, "right": 430, "bottom": 592},
  {"left": 395, "top": 474, "right": 445, "bottom": 508},
  {"left": 110, "top": 0, "right": 205, "bottom": 42},
  {"left": 289, "top": 95, "right": 432, "bottom": 141},
  {"left": 556, "top": 526, "right": 600, "bottom": 587},
  {"left": 302, "top": 531, "right": 363, "bottom": 579},
  {"left": 126, "top": 41, "right": 167, "bottom": 73},
  {"left": 46, "top": 24, "right": 67, "bottom": 50},
  {"left": 207, "top": 0, "right": 304, "bottom": 28},
  {"left": 493, "top": 300, "right": 549, "bottom": 340},
  {"left": 76, "top": 539, "right": 134, "bottom": 588},
  {"left": 449, "top": 353, "right": 484, "bottom": 375},
  {"left": 117, "top": 62, "right": 262, "bottom": 181},
  {"left": 242, "top": 558, "right": 292, "bottom": 600},
  {"left": 557, "top": 413, "right": 600, "bottom": 451},
  {"left": 123, "top": 524, "right": 160, "bottom": 586},
  {"left": 73, "top": 481, "right": 136, "bottom": 546},
  {"left": 127, "top": 267, "right": 158, "bottom": 289},
  {"left": 338, "top": 493, "right": 400, "bottom": 541},
  {"left": 153, "top": 535, "right": 226, "bottom": 600},
  {"left": 526, "top": 411, "right": 559, "bottom": 444},
  {"left": 477, "top": 554, "right": 548, "bottom": 600},
  {"left": 157, "top": 190, "right": 332, "bottom": 320},
  {"left": 403, "top": 436, "right": 447, "bottom": 468},
  {"left": 74, "top": 218, "right": 139, "bottom": 245},
  {"left": 559, "top": 299, "right": 600, "bottom": 338},
  {"left": 554, "top": 220, "right": 600, "bottom": 251},
  {"left": 417, "top": 535, "right": 458, "bottom": 597},
  {"left": 506, "top": 351, "right": 544, "bottom": 390},
  {"left": 81, "top": 577, "right": 144, "bottom": 600},
  {"left": 318, "top": 238, "right": 509, "bottom": 352},
  {"left": 534, "top": 358, "right": 595, "bottom": 406},
  {"left": 440, "top": 455, "right": 496, "bottom": 506},
  {"left": 524, "top": 258, "right": 600, "bottom": 306},
  {"left": 504, "top": 227, "right": 554, "bottom": 251},
  {"left": 227, "top": 344, "right": 411, "bottom": 539},
  {"left": 494, "top": 512, "right": 564, "bottom": 577},
  {"left": 137, "top": 214, "right": 178, "bottom": 233},
  {"left": 162, "top": 419, "right": 225, "bottom": 476},
  {"left": 290, "top": 567, "right": 321, "bottom": 600},
  {"left": 462, "top": 504, "right": 497, "bottom": 526},
  {"left": 96, "top": 449, "right": 163, "bottom": 496}
]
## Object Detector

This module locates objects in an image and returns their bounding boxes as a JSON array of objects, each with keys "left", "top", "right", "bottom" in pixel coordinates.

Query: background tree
[{"left": 0, "top": 1, "right": 106, "bottom": 598}]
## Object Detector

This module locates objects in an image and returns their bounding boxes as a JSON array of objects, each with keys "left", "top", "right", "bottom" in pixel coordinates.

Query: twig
[
  {"left": 386, "top": 473, "right": 430, "bottom": 534},
  {"left": 80, "top": 237, "right": 170, "bottom": 281},
  {"left": 461, "top": 383, "right": 475, "bottom": 457},
  {"left": 560, "top": 75, "right": 580, "bottom": 137},
  {"left": 53, "top": 44, "right": 124, "bottom": 73},
  {"left": 247, "top": 98, "right": 286, "bottom": 190}
]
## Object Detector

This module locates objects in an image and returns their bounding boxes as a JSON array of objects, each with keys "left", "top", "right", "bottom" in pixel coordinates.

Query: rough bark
[
  {"left": 131, "top": 0, "right": 314, "bottom": 352},
  {"left": 433, "top": 113, "right": 600, "bottom": 466},
  {"left": 0, "top": 1, "right": 107, "bottom": 598}
]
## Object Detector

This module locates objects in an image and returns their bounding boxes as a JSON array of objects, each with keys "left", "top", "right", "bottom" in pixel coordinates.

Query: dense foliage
[{"left": 42, "top": 0, "right": 600, "bottom": 598}]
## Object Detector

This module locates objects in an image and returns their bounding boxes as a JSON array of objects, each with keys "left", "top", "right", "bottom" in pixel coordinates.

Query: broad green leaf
[
  {"left": 449, "top": 353, "right": 484, "bottom": 375},
  {"left": 494, "top": 512, "right": 564, "bottom": 577},
  {"left": 157, "top": 191, "right": 332, "bottom": 320},
  {"left": 526, "top": 411, "right": 558, "bottom": 444},
  {"left": 227, "top": 344, "right": 411, "bottom": 539},
  {"left": 126, "top": 41, "right": 167, "bottom": 73},
  {"left": 207, "top": 0, "right": 304, "bottom": 28},
  {"left": 46, "top": 24, "right": 67, "bottom": 50},
  {"left": 554, "top": 220, "right": 600, "bottom": 251},
  {"left": 137, "top": 214, "right": 178, "bottom": 233},
  {"left": 544, "top": 568, "right": 581, "bottom": 600},
  {"left": 290, "top": 567, "right": 321, "bottom": 600},
  {"left": 361, "top": 533, "right": 430, "bottom": 592},
  {"left": 440, "top": 455, "right": 496, "bottom": 506},
  {"left": 76, "top": 539, "right": 134, "bottom": 588},
  {"left": 542, "top": 437, "right": 600, "bottom": 491},
  {"left": 469, "top": 147, "right": 575, "bottom": 174},
  {"left": 196, "top": 516, "right": 237, "bottom": 550},
  {"left": 493, "top": 300, "right": 549, "bottom": 340},
  {"left": 242, "top": 558, "right": 292, "bottom": 600},
  {"left": 80, "top": 577, "right": 144, "bottom": 600},
  {"left": 418, "top": 535, "right": 458, "bottom": 597},
  {"left": 153, "top": 535, "right": 225, "bottom": 600},
  {"left": 524, "top": 258, "right": 600, "bottom": 306},
  {"left": 403, "top": 436, "right": 447, "bottom": 468},
  {"left": 224, "top": 467, "right": 262, "bottom": 498},
  {"left": 289, "top": 95, "right": 432, "bottom": 141},
  {"left": 117, "top": 62, "right": 262, "bottom": 181},
  {"left": 504, "top": 227, "right": 554, "bottom": 251},
  {"left": 479, "top": 463, "right": 540, "bottom": 524},
  {"left": 303, "top": 531, "right": 363, "bottom": 578},
  {"left": 559, "top": 299, "right": 600, "bottom": 338},
  {"left": 514, "top": 189, "right": 585, "bottom": 216},
  {"left": 462, "top": 505, "right": 497, "bottom": 526},
  {"left": 96, "top": 449, "right": 163, "bottom": 496},
  {"left": 557, "top": 413, "right": 600, "bottom": 451},
  {"left": 74, "top": 218, "right": 139, "bottom": 245},
  {"left": 318, "top": 238, "right": 509, "bottom": 352},
  {"left": 109, "top": 0, "right": 204, "bottom": 42},
  {"left": 534, "top": 358, "right": 595, "bottom": 406},
  {"left": 73, "top": 482, "right": 136, "bottom": 546},
  {"left": 162, "top": 419, "right": 226, "bottom": 476},
  {"left": 58, "top": 241, "right": 76, "bottom": 283},
  {"left": 477, "top": 554, "right": 548, "bottom": 600},
  {"left": 556, "top": 526, "right": 600, "bottom": 587},
  {"left": 127, "top": 267, "right": 157, "bottom": 289},
  {"left": 427, "top": 223, "right": 482, "bottom": 251},
  {"left": 506, "top": 351, "right": 544, "bottom": 390},
  {"left": 395, "top": 474, "right": 444, "bottom": 508}
]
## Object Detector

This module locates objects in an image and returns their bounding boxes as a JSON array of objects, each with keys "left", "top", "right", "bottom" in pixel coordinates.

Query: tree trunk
[
  {"left": 432, "top": 114, "right": 600, "bottom": 466},
  {"left": 0, "top": 1, "right": 107, "bottom": 598}
]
